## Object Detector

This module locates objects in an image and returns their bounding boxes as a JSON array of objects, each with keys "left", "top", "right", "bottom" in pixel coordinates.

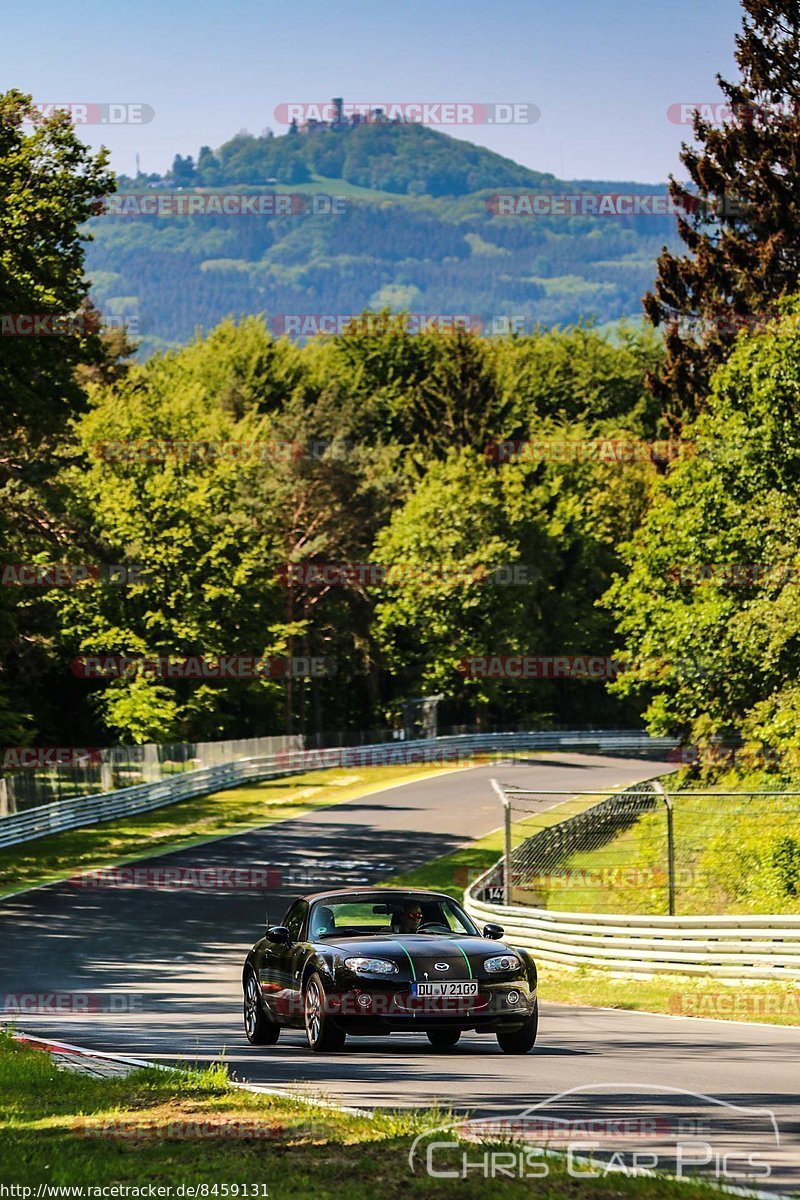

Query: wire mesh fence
[
  {"left": 482, "top": 780, "right": 800, "bottom": 917},
  {"left": 0, "top": 734, "right": 301, "bottom": 816}
]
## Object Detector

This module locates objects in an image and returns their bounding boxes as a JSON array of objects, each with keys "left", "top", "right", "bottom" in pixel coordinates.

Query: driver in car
[{"left": 398, "top": 901, "right": 424, "bottom": 933}]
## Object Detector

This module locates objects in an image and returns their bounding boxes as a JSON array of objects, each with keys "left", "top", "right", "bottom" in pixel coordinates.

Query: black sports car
[{"left": 242, "top": 887, "right": 538, "bottom": 1053}]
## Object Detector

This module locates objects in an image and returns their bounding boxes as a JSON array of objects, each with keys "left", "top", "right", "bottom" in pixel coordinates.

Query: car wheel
[
  {"left": 243, "top": 971, "right": 280, "bottom": 1045},
  {"left": 303, "top": 972, "right": 346, "bottom": 1052},
  {"left": 496, "top": 1001, "right": 538, "bottom": 1054},
  {"left": 427, "top": 1029, "right": 461, "bottom": 1050}
]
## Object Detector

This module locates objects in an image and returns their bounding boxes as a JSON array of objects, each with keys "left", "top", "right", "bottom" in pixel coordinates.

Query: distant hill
[
  {"left": 86, "top": 123, "right": 681, "bottom": 354},
  {"left": 129, "top": 121, "right": 557, "bottom": 197}
]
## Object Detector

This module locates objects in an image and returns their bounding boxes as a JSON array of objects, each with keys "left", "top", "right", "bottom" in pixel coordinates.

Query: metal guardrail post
[
  {"left": 652, "top": 780, "right": 675, "bottom": 916},
  {"left": 490, "top": 778, "right": 512, "bottom": 903}
]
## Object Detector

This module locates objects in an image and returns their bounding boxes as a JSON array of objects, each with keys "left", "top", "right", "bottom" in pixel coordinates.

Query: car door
[
  {"left": 283, "top": 902, "right": 311, "bottom": 1022},
  {"left": 271, "top": 899, "right": 308, "bottom": 1024}
]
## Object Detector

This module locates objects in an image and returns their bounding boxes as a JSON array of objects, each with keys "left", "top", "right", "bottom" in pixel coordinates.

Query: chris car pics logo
[{"left": 408, "top": 1085, "right": 779, "bottom": 1183}]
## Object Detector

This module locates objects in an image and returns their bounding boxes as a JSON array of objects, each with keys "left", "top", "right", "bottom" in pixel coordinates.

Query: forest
[{"left": 5, "top": 0, "right": 800, "bottom": 780}]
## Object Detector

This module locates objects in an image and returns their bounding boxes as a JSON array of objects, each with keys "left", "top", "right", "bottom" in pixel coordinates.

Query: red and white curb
[
  {"left": 11, "top": 1031, "right": 170, "bottom": 1078},
  {"left": 8, "top": 1029, "right": 372, "bottom": 1113}
]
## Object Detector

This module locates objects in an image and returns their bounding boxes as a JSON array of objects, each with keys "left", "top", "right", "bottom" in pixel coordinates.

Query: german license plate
[{"left": 411, "top": 981, "right": 478, "bottom": 998}]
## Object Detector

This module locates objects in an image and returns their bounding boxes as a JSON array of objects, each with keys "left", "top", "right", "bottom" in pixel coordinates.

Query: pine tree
[{"left": 645, "top": 1, "right": 800, "bottom": 426}]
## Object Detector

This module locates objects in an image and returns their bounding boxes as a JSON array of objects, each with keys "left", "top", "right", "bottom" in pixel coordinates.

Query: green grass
[
  {"left": 0, "top": 1033, "right": 723, "bottom": 1197},
  {"left": 0, "top": 762, "right": 469, "bottom": 899},
  {"left": 543, "top": 967, "right": 800, "bottom": 1027}
]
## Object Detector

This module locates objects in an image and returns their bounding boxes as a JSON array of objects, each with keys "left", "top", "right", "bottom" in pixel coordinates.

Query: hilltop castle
[{"left": 290, "top": 98, "right": 402, "bottom": 135}]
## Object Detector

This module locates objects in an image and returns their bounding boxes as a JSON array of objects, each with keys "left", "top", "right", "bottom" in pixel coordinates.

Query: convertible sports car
[{"left": 242, "top": 887, "right": 538, "bottom": 1053}]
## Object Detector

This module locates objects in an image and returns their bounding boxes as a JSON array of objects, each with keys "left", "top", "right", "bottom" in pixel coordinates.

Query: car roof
[{"left": 300, "top": 887, "right": 454, "bottom": 903}]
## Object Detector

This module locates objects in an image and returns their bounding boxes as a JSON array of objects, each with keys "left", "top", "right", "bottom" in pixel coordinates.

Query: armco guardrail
[
  {"left": 464, "top": 884, "right": 800, "bottom": 980},
  {"left": 0, "top": 729, "right": 676, "bottom": 849},
  {"left": 464, "top": 777, "right": 800, "bottom": 981}
]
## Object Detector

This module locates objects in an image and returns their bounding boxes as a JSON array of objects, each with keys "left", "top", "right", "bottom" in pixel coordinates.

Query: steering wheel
[{"left": 417, "top": 921, "right": 450, "bottom": 933}]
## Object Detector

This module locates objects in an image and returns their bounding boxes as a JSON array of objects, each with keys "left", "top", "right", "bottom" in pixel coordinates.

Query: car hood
[{"left": 320, "top": 934, "right": 515, "bottom": 973}]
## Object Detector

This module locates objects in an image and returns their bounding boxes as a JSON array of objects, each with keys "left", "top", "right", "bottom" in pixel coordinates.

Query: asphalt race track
[{"left": 1, "top": 753, "right": 798, "bottom": 1193}]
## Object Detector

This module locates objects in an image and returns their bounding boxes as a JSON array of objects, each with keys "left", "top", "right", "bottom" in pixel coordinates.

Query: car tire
[
  {"left": 304, "top": 972, "right": 346, "bottom": 1052},
  {"left": 427, "top": 1029, "right": 461, "bottom": 1050},
  {"left": 243, "top": 971, "right": 280, "bottom": 1045},
  {"left": 496, "top": 1001, "right": 538, "bottom": 1054}
]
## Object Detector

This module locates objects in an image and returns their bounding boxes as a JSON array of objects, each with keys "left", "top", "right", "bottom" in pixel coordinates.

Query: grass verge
[
  {"left": 0, "top": 762, "right": 469, "bottom": 899},
  {"left": 544, "top": 966, "right": 800, "bottom": 1026},
  {"left": 0, "top": 1033, "right": 722, "bottom": 1197}
]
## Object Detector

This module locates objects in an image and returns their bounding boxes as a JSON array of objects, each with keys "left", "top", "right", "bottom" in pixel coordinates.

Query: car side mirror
[
  {"left": 266, "top": 925, "right": 291, "bottom": 945},
  {"left": 483, "top": 923, "right": 505, "bottom": 940}
]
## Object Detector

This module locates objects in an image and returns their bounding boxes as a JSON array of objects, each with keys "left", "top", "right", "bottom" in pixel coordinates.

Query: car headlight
[
  {"left": 484, "top": 954, "right": 520, "bottom": 973},
  {"left": 344, "top": 957, "right": 399, "bottom": 975}
]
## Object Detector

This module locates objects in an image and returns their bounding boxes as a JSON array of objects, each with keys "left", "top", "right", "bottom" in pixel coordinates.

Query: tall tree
[
  {"left": 607, "top": 298, "right": 800, "bottom": 763},
  {"left": 0, "top": 90, "right": 114, "bottom": 743},
  {"left": 645, "top": 1, "right": 800, "bottom": 426}
]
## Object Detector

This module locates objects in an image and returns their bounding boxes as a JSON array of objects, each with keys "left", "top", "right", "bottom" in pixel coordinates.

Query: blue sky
[{"left": 3, "top": 0, "right": 741, "bottom": 182}]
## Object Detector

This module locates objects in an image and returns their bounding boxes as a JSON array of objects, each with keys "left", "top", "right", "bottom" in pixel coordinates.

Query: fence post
[
  {"left": 490, "top": 778, "right": 512, "bottom": 904},
  {"left": 652, "top": 780, "right": 675, "bottom": 916}
]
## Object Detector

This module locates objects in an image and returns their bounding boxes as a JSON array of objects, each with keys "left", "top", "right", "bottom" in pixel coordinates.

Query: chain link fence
[{"left": 482, "top": 780, "right": 800, "bottom": 917}]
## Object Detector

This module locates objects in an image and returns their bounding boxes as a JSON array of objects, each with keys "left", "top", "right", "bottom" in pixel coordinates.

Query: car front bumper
[{"left": 324, "top": 981, "right": 537, "bottom": 1032}]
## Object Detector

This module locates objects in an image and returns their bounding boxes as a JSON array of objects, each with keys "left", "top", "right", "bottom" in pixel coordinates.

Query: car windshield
[{"left": 307, "top": 894, "right": 479, "bottom": 939}]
